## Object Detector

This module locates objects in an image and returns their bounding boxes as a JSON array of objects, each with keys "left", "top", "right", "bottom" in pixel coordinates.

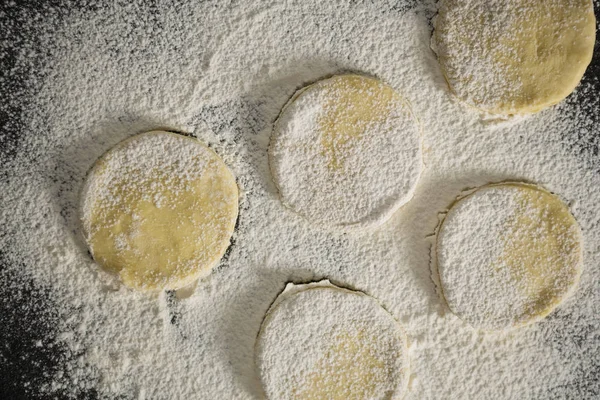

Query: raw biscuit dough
[
  {"left": 81, "top": 131, "right": 238, "bottom": 291},
  {"left": 269, "top": 74, "right": 422, "bottom": 230},
  {"left": 436, "top": 183, "right": 583, "bottom": 330},
  {"left": 256, "top": 281, "right": 410, "bottom": 399},
  {"left": 432, "top": 0, "right": 596, "bottom": 115}
]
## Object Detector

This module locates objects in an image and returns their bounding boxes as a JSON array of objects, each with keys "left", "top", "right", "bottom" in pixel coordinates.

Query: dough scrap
[
  {"left": 269, "top": 74, "right": 422, "bottom": 230},
  {"left": 436, "top": 183, "right": 583, "bottom": 330},
  {"left": 432, "top": 0, "right": 595, "bottom": 115},
  {"left": 256, "top": 281, "right": 410, "bottom": 399},
  {"left": 81, "top": 131, "right": 238, "bottom": 291}
]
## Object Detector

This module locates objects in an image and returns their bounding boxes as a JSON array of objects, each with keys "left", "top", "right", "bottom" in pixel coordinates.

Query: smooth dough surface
[
  {"left": 269, "top": 74, "right": 422, "bottom": 230},
  {"left": 436, "top": 183, "right": 583, "bottom": 330},
  {"left": 81, "top": 131, "right": 238, "bottom": 291},
  {"left": 256, "top": 281, "right": 409, "bottom": 400},
  {"left": 432, "top": 0, "right": 595, "bottom": 115}
]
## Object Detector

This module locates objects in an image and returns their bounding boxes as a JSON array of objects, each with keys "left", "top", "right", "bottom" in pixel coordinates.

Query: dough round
[
  {"left": 81, "top": 131, "right": 238, "bottom": 291},
  {"left": 269, "top": 74, "right": 422, "bottom": 230},
  {"left": 256, "top": 281, "right": 409, "bottom": 400},
  {"left": 432, "top": 0, "right": 596, "bottom": 115},
  {"left": 436, "top": 183, "right": 583, "bottom": 330}
]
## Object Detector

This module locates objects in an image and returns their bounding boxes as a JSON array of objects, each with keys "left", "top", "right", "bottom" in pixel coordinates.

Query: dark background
[{"left": 1, "top": 1, "right": 599, "bottom": 399}]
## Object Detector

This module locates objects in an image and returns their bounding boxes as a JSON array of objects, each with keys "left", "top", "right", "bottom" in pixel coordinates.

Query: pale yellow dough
[
  {"left": 81, "top": 131, "right": 238, "bottom": 292},
  {"left": 256, "top": 281, "right": 410, "bottom": 399},
  {"left": 433, "top": 0, "right": 596, "bottom": 115},
  {"left": 436, "top": 183, "right": 583, "bottom": 330},
  {"left": 269, "top": 74, "right": 422, "bottom": 230}
]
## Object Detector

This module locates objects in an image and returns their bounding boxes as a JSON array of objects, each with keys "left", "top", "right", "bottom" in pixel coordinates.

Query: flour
[
  {"left": 436, "top": 183, "right": 583, "bottom": 331},
  {"left": 80, "top": 131, "right": 238, "bottom": 292},
  {"left": 432, "top": 0, "right": 596, "bottom": 115},
  {"left": 269, "top": 75, "right": 422, "bottom": 230},
  {"left": 256, "top": 281, "right": 409, "bottom": 399},
  {"left": 0, "top": 0, "right": 599, "bottom": 399}
]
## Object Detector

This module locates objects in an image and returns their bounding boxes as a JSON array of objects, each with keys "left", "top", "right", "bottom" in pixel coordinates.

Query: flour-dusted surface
[
  {"left": 81, "top": 131, "right": 238, "bottom": 291},
  {"left": 269, "top": 75, "right": 422, "bottom": 230},
  {"left": 256, "top": 281, "right": 409, "bottom": 399},
  {"left": 0, "top": 0, "right": 599, "bottom": 399},
  {"left": 432, "top": 0, "right": 596, "bottom": 114},
  {"left": 436, "top": 183, "right": 583, "bottom": 331}
]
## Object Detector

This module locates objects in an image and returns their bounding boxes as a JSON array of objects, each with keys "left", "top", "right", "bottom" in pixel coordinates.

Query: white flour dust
[
  {"left": 256, "top": 281, "right": 409, "bottom": 399},
  {"left": 436, "top": 183, "right": 583, "bottom": 331},
  {"left": 0, "top": 1, "right": 599, "bottom": 399},
  {"left": 269, "top": 75, "right": 422, "bottom": 230}
]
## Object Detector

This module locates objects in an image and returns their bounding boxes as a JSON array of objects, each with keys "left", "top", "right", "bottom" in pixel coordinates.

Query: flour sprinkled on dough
[
  {"left": 256, "top": 281, "right": 409, "bottom": 400},
  {"left": 432, "top": 0, "right": 595, "bottom": 114},
  {"left": 270, "top": 75, "right": 422, "bottom": 230},
  {"left": 81, "top": 131, "right": 238, "bottom": 291},
  {"left": 436, "top": 183, "right": 583, "bottom": 331}
]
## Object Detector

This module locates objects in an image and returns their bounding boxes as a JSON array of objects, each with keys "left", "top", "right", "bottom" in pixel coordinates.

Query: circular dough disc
[
  {"left": 436, "top": 183, "right": 583, "bottom": 330},
  {"left": 432, "top": 0, "right": 595, "bottom": 115},
  {"left": 81, "top": 131, "right": 238, "bottom": 291},
  {"left": 256, "top": 281, "right": 409, "bottom": 400},
  {"left": 269, "top": 74, "right": 422, "bottom": 230}
]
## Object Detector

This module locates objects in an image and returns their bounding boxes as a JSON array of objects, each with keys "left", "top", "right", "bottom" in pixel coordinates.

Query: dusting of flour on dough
[
  {"left": 432, "top": 0, "right": 595, "bottom": 115},
  {"left": 256, "top": 281, "right": 409, "bottom": 399},
  {"left": 436, "top": 183, "right": 583, "bottom": 331},
  {"left": 269, "top": 75, "right": 422, "bottom": 230},
  {"left": 81, "top": 131, "right": 238, "bottom": 291}
]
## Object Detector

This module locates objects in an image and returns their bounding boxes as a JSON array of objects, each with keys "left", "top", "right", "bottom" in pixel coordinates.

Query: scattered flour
[{"left": 0, "top": 0, "right": 599, "bottom": 399}]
